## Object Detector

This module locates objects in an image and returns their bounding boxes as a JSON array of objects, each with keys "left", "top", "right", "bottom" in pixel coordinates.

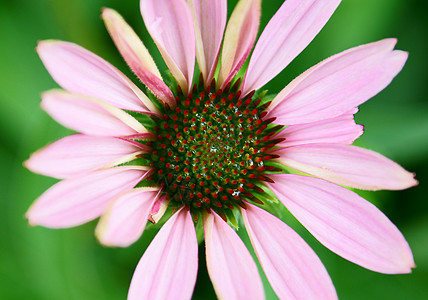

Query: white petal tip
[
  {"left": 23, "top": 158, "right": 45, "bottom": 178},
  {"left": 400, "top": 173, "right": 418, "bottom": 190},
  {"left": 94, "top": 223, "right": 133, "bottom": 248},
  {"left": 390, "top": 50, "right": 408, "bottom": 69},
  {"left": 383, "top": 37, "right": 398, "bottom": 47},
  {"left": 370, "top": 38, "right": 397, "bottom": 53},
  {"left": 26, "top": 217, "right": 36, "bottom": 227},
  {"left": 96, "top": 236, "right": 130, "bottom": 248},
  {"left": 36, "top": 40, "right": 60, "bottom": 53},
  {"left": 41, "top": 89, "right": 60, "bottom": 98},
  {"left": 23, "top": 153, "right": 43, "bottom": 174},
  {"left": 101, "top": 7, "right": 117, "bottom": 20},
  {"left": 391, "top": 259, "right": 416, "bottom": 274},
  {"left": 391, "top": 246, "right": 416, "bottom": 274},
  {"left": 35, "top": 41, "right": 47, "bottom": 51},
  {"left": 410, "top": 177, "right": 419, "bottom": 187},
  {"left": 26, "top": 206, "right": 51, "bottom": 227},
  {"left": 395, "top": 50, "right": 409, "bottom": 59},
  {"left": 94, "top": 226, "right": 108, "bottom": 245},
  {"left": 25, "top": 209, "right": 41, "bottom": 227},
  {"left": 27, "top": 220, "right": 38, "bottom": 227},
  {"left": 23, "top": 158, "right": 31, "bottom": 170},
  {"left": 357, "top": 125, "right": 365, "bottom": 136}
]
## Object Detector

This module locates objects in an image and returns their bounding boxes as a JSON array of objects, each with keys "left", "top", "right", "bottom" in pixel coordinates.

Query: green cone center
[{"left": 149, "top": 84, "right": 281, "bottom": 214}]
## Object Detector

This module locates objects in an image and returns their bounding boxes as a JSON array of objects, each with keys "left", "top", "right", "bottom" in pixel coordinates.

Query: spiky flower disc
[{"left": 149, "top": 79, "right": 283, "bottom": 217}]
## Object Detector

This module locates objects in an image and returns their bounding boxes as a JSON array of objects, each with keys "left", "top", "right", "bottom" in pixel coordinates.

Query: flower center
[{"left": 148, "top": 80, "right": 283, "bottom": 215}]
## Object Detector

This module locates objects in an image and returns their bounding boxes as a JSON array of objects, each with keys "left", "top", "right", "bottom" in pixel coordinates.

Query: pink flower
[{"left": 26, "top": 0, "right": 417, "bottom": 299}]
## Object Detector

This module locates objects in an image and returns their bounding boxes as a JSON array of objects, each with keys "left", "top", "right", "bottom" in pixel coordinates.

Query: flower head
[{"left": 26, "top": 0, "right": 417, "bottom": 299}]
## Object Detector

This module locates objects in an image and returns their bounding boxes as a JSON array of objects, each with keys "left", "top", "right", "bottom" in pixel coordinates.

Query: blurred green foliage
[{"left": 1, "top": 0, "right": 427, "bottom": 299}]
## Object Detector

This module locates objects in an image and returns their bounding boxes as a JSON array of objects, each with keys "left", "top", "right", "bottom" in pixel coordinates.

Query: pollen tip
[
  {"left": 251, "top": 198, "right": 264, "bottom": 205},
  {"left": 231, "top": 78, "right": 241, "bottom": 92},
  {"left": 176, "top": 85, "right": 183, "bottom": 96}
]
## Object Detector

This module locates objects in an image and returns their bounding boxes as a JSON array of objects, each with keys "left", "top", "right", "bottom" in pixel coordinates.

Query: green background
[{"left": 1, "top": 0, "right": 427, "bottom": 299}]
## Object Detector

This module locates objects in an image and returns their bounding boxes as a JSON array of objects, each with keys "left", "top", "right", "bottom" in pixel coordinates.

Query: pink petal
[
  {"left": 124, "top": 133, "right": 156, "bottom": 141},
  {"left": 242, "top": 0, "right": 341, "bottom": 95},
  {"left": 140, "top": 0, "right": 195, "bottom": 93},
  {"left": 148, "top": 195, "right": 169, "bottom": 223},
  {"left": 102, "top": 8, "right": 175, "bottom": 108},
  {"left": 218, "top": 0, "right": 261, "bottom": 88},
  {"left": 26, "top": 167, "right": 148, "bottom": 228},
  {"left": 275, "top": 144, "right": 418, "bottom": 190},
  {"left": 128, "top": 208, "right": 198, "bottom": 300},
  {"left": 119, "top": 138, "right": 152, "bottom": 151},
  {"left": 242, "top": 203, "right": 337, "bottom": 299},
  {"left": 268, "top": 39, "right": 408, "bottom": 125},
  {"left": 204, "top": 211, "right": 264, "bottom": 300},
  {"left": 275, "top": 112, "right": 363, "bottom": 147},
  {"left": 268, "top": 174, "right": 415, "bottom": 274},
  {"left": 189, "top": 0, "right": 227, "bottom": 86},
  {"left": 25, "top": 134, "right": 145, "bottom": 179},
  {"left": 96, "top": 187, "right": 160, "bottom": 247},
  {"left": 41, "top": 90, "right": 147, "bottom": 137},
  {"left": 37, "top": 40, "right": 156, "bottom": 113}
]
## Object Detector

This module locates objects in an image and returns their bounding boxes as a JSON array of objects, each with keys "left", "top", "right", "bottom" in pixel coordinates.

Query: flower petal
[
  {"left": 204, "top": 211, "right": 264, "bottom": 300},
  {"left": 275, "top": 112, "right": 363, "bottom": 147},
  {"left": 37, "top": 40, "right": 156, "bottom": 113},
  {"left": 128, "top": 208, "right": 198, "bottom": 300},
  {"left": 26, "top": 167, "right": 148, "bottom": 228},
  {"left": 140, "top": 0, "right": 195, "bottom": 93},
  {"left": 218, "top": 0, "right": 261, "bottom": 88},
  {"left": 242, "top": 0, "right": 341, "bottom": 95},
  {"left": 148, "top": 195, "right": 169, "bottom": 224},
  {"left": 189, "top": 0, "right": 227, "bottom": 86},
  {"left": 123, "top": 133, "right": 156, "bottom": 141},
  {"left": 95, "top": 187, "right": 160, "bottom": 247},
  {"left": 268, "top": 39, "right": 408, "bottom": 125},
  {"left": 275, "top": 144, "right": 417, "bottom": 190},
  {"left": 41, "top": 90, "right": 147, "bottom": 136},
  {"left": 268, "top": 174, "right": 415, "bottom": 274},
  {"left": 25, "top": 134, "right": 145, "bottom": 179},
  {"left": 102, "top": 8, "right": 175, "bottom": 108},
  {"left": 242, "top": 203, "right": 337, "bottom": 299}
]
